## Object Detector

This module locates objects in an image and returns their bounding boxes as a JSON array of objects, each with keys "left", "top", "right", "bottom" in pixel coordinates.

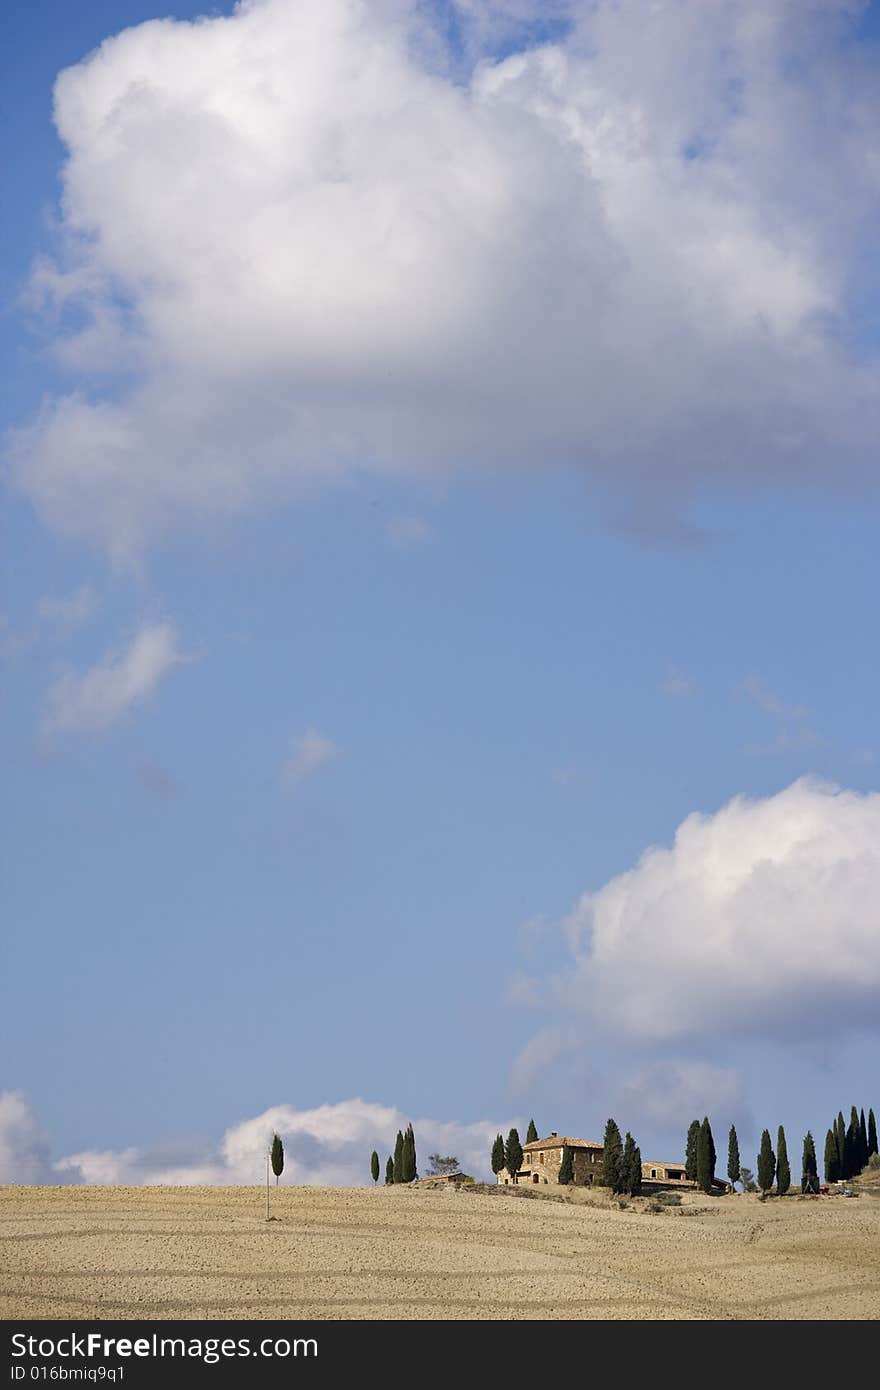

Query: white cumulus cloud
[
  {"left": 8, "top": 0, "right": 880, "bottom": 556},
  {"left": 529, "top": 778, "right": 880, "bottom": 1043},
  {"left": 42, "top": 621, "right": 184, "bottom": 738}
]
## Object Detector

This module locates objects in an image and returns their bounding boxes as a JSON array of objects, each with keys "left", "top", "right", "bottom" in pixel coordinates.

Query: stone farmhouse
[
  {"left": 497, "top": 1133, "right": 692, "bottom": 1189},
  {"left": 497, "top": 1133, "right": 604, "bottom": 1186}
]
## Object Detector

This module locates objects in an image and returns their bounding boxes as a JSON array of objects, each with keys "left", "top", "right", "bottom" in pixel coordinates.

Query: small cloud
[
  {"left": 138, "top": 761, "right": 177, "bottom": 799},
  {"left": 37, "top": 585, "right": 97, "bottom": 627},
  {"left": 283, "top": 728, "right": 337, "bottom": 784},
  {"left": 385, "top": 516, "right": 429, "bottom": 548},
  {"left": 42, "top": 622, "right": 184, "bottom": 740},
  {"left": 738, "top": 674, "right": 810, "bottom": 721},
  {"left": 659, "top": 668, "right": 694, "bottom": 697}
]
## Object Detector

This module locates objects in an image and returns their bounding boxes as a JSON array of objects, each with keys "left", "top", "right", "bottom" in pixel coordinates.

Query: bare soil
[{"left": 2, "top": 1182, "right": 879, "bottom": 1320}]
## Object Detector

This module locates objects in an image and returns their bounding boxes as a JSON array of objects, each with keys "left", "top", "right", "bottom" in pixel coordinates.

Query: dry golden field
[{"left": 2, "top": 1182, "right": 879, "bottom": 1320}]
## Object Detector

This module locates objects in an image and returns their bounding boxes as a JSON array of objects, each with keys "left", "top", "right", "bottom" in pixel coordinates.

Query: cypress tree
[
  {"left": 836, "top": 1111, "right": 846, "bottom": 1178},
  {"left": 393, "top": 1130, "right": 404, "bottom": 1184},
  {"left": 824, "top": 1128, "right": 839, "bottom": 1184},
  {"left": 846, "top": 1108, "right": 859, "bottom": 1179},
  {"left": 801, "top": 1133, "right": 818, "bottom": 1194},
  {"left": 685, "top": 1119, "right": 700, "bottom": 1182},
  {"left": 526, "top": 1119, "right": 538, "bottom": 1144},
  {"left": 696, "top": 1117, "right": 716, "bottom": 1193},
  {"left": 370, "top": 1150, "right": 380, "bottom": 1184},
  {"left": 621, "top": 1133, "right": 641, "bottom": 1195},
  {"left": 505, "top": 1128, "right": 523, "bottom": 1184},
  {"left": 727, "top": 1125, "right": 741, "bottom": 1191},
  {"left": 270, "top": 1133, "right": 284, "bottom": 1186},
  {"left": 558, "top": 1144, "right": 573, "bottom": 1185},
  {"left": 601, "top": 1118, "right": 623, "bottom": 1192},
  {"left": 869, "top": 1108, "right": 878, "bottom": 1158},
  {"left": 385, "top": 1155, "right": 394, "bottom": 1185},
  {"left": 757, "top": 1129, "right": 775, "bottom": 1194},
  {"left": 859, "top": 1109, "right": 868, "bottom": 1171},
  {"left": 402, "top": 1123, "right": 417, "bottom": 1182},
  {"left": 491, "top": 1133, "right": 506, "bottom": 1177},
  {"left": 776, "top": 1126, "right": 790, "bottom": 1196}
]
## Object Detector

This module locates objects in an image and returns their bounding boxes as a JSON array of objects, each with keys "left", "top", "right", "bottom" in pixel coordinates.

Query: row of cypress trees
[
  {"left": 684, "top": 1117, "right": 718, "bottom": 1193},
  {"left": 600, "top": 1119, "right": 642, "bottom": 1195},
  {"left": 371, "top": 1123, "right": 418, "bottom": 1184},
  {"left": 823, "top": 1106, "right": 877, "bottom": 1183}
]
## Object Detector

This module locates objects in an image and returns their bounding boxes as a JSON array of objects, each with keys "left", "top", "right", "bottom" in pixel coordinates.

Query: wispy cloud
[
  {"left": 282, "top": 728, "right": 338, "bottom": 784},
  {"left": 42, "top": 622, "right": 184, "bottom": 739},
  {"left": 37, "top": 585, "right": 97, "bottom": 627},
  {"left": 737, "top": 674, "right": 810, "bottom": 721},
  {"left": 659, "top": 668, "right": 694, "bottom": 698}
]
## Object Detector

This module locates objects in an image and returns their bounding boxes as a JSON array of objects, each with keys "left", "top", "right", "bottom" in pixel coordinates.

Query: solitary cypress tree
[
  {"left": 859, "top": 1109, "right": 868, "bottom": 1172},
  {"left": 270, "top": 1133, "right": 284, "bottom": 1186},
  {"left": 696, "top": 1117, "right": 716, "bottom": 1193},
  {"left": 757, "top": 1129, "right": 775, "bottom": 1194},
  {"left": 393, "top": 1130, "right": 404, "bottom": 1184},
  {"left": 601, "top": 1118, "right": 624, "bottom": 1192},
  {"left": 836, "top": 1111, "right": 847, "bottom": 1178},
  {"left": 801, "top": 1132, "right": 818, "bottom": 1194},
  {"left": 869, "top": 1108, "right": 878, "bottom": 1158},
  {"left": 776, "top": 1126, "right": 790, "bottom": 1196},
  {"left": 505, "top": 1128, "right": 524, "bottom": 1184},
  {"left": 526, "top": 1119, "right": 538, "bottom": 1144},
  {"left": 727, "top": 1125, "right": 741, "bottom": 1191},
  {"left": 685, "top": 1119, "right": 701, "bottom": 1182},
  {"left": 370, "top": 1150, "right": 380, "bottom": 1184},
  {"left": 621, "top": 1133, "right": 641, "bottom": 1195},
  {"left": 558, "top": 1144, "right": 573, "bottom": 1185},
  {"left": 491, "top": 1133, "right": 506, "bottom": 1177},
  {"left": 385, "top": 1155, "right": 394, "bottom": 1185},
  {"left": 824, "top": 1128, "right": 839, "bottom": 1184}
]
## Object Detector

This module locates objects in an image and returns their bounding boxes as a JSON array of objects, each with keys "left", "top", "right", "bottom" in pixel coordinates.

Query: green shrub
[{"left": 653, "top": 1190, "right": 682, "bottom": 1206}]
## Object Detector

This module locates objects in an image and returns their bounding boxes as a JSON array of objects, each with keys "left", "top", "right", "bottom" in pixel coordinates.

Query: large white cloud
[
  {"left": 0, "top": 1092, "right": 54, "bottom": 1183},
  {"left": 8, "top": 0, "right": 880, "bottom": 556},
  {"left": 533, "top": 778, "right": 880, "bottom": 1042},
  {"left": 43, "top": 1097, "right": 503, "bottom": 1185}
]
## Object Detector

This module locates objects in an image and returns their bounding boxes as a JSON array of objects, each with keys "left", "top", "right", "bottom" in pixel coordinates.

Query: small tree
[
  {"left": 757, "top": 1130, "right": 776, "bottom": 1195},
  {"left": 427, "top": 1154, "right": 460, "bottom": 1176},
  {"left": 370, "top": 1150, "right": 380, "bottom": 1184},
  {"left": 869, "top": 1108, "right": 878, "bottom": 1158},
  {"left": 739, "top": 1165, "right": 758, "bottom": 1194},
  {"left": 385, "top": 1155, "right": 394, "bottom": 1185},
  {"left": 601, "top": 1119, "right": 623, "bottom": 1192},
  {"left": 801, "top": 1132, "right": 818, "bottom": 1194},
  {"left": 393, "top": 1130, "right": 404, "bottom": 1184},
  {"left": 526, "top": 1119, "right": 538, "bottom": 1144},
  {"left": 727, "top": 1125, "right": 741, "bottom": 1191},
  {"left": 776, "top": 1126, "right": 790, "bottom": 1196},
  {"left": 685, "top": 1119, "right": 700, "bottom": 1182},
  {"left": 271, "top": 1133, "right": 284, "bottom": 1186},
  {"left": 491, "top": 1134, "right": 506, "bottom": 1177},
  {"left": 558, "top": 1144, "right": 574, "bottom": 1185},
  {"left": 505, "top": 1128, "right": 524, "bottom": 1184},
  {"left": 824, "top": 1128, "right": 839, "bottom": 1184},
  {"left": 696, "top": 1117, "right": 716, "bottom": 1194}
]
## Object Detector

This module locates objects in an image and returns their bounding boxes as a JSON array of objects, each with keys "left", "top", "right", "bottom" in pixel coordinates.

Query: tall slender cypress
[
  {"left": 505, "top": 1128, "right": 523, "bottom": 1184},
  {"left": 801, "top": 1133, "right": 818, "bottom": 1194},
  {"left": 859, "top": 1109, "right": 868, "bottom": 1172},
  {"left": 846, "top": 1108, "right": 859, "bottom": 1179},
  {"left": 776, "top": 1126, "right": 790, "bottom": 1196},
  {"left": 824, "top": 1128, "right": 839, "bottom": 1184},
  {"left": 757, "top": 1129, "right": 775, "bottom": 1194},
  {"left": 727, "top": 1125, "right": 741, "bottom": 1190},
  {"left": 696, "top": 1117, "right": 716, "bottom": 1193},
  {"left": 393, "top": 1130, "right": 404, "bottom": 1183},
  {"left": 402, "top": 1123, "right": 417, "bottom": 1182},
  {"left": 869, "top": 1109, "right": 878, "bottom": 1158},
  {"left": 621, "top": 1133, "right": 641, "bottom": 1195},
  {"left": 270, "top": 1133, "right": 284, "bottom": 1186},
  {"left": 370, "top": 1151, "right": 380, "bottom": 1184},
  {"left": 836, "top": 1111, "right": 846, "bottom": 1177},
  {"left": 385, "top": 1155, "right": 394, "bottom": 1185},
  {"left": 558, "top": 1144, "right": 573, "bottom": 1185},
  {"left": 685, "top": 1119, "right": 701, "bottom": 1182},
  {"left": 601, "top": 1119, "right": 624, "bottom": 1192},
  {"left": 491, "top": 1133, "right": 506, "bottom": 1177},
  {"left": 526, "top": 1119, "right": 538, "bottom": 1144}
]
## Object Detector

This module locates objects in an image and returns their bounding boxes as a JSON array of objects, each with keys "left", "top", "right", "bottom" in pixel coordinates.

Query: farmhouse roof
[{"left": 522, "top": 1136, "right": 603, "bottom": 1152}]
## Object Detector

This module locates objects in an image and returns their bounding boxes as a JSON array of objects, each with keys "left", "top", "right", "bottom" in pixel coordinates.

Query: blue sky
[{"left": 2, "top": 0, "right": 880, "bottom": 1186}]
